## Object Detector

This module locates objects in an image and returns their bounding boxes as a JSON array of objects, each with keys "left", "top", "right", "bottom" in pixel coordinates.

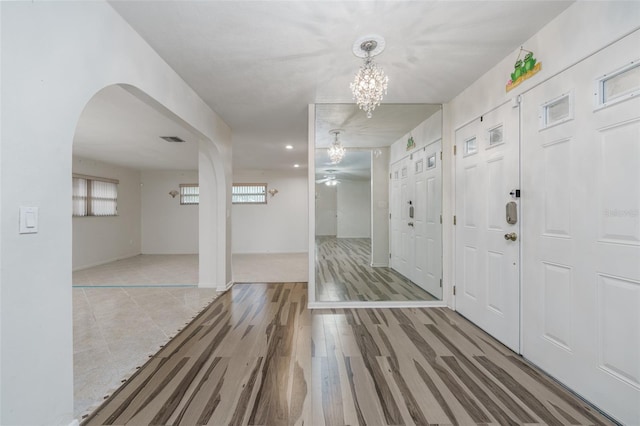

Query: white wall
[
  {"left": 441, "top": 2, "right": 640, "bottom": 310},
  {"left": 232, "top": 169, "right": 308, "bottom": 254},
  {"left": 0, "top": 2, "right": 232, "bottom": 424},
  {"left": 141, "top": 170, "right": 199, "bottom": 254},
  {"left": 337, "top": 179, "right": 371, "bottom": 238},
  {"left": 371, "top": 147, "right": 390, "bottom": 266},
  {"left": 72, "top": 157, "right": 141, "bottom": 270},
  {"left": 315, "top": 183, "right": 337, "bottom": 236},
  {"left": 441, "top": 3, "right": 640, "bottom": 421},
  {"left": 390, "top": 109, "right": 442, "bottom": 163}
]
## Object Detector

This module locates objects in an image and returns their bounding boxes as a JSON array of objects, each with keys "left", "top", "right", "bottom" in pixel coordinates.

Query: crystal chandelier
[
  {"left": 350, "top": 38, "right": 389, "bottom": 119},
  {"left": 327, "top": 130, "right": 346, "bottom": 164}
]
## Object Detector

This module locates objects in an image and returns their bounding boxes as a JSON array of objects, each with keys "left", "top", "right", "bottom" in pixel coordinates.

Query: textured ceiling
[
  {"left": 315, "top": 103, "right": 441, "bottom": 148},
  {"left": 315, "top": 103, "right": 441, "bottom": 181},
  {"left": 93, "top": 1, "right": 572, "bottom": 172}
]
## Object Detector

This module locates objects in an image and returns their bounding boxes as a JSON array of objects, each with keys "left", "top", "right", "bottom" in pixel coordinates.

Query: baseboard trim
[
  {"left": 370, "top": 262, "right": 389, "bottom": 267},
  {"left": 68, "top": 419, "right": 80, "bottom": 426},
  {"left": 231, "top": 251, "right": 309, "bottom": 255},
  {"left": 308, "top": 300, "right": 447, "bottom": 309},
  {"left": 73, "top": 252, "right": 141, "bottom": 271},
  {"left": 216, "top": 280, "right": 234, "bottom": 293}
]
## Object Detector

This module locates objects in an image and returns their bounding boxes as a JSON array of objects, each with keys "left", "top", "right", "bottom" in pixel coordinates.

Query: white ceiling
[
  {"left": 73, "top": 85, "right": 201, "bottom": 170},
  {"left": 80, "top": 1, "right": 572, "bottom": 172},
  {"left": 315, "top": 103, "right": 441, "bottom": 148},
  {"left": 316, "top": 150, "right": 371, "bottom": 183},
  {"left": 315, "top": 103, "right": 441, "bottom": 181}
]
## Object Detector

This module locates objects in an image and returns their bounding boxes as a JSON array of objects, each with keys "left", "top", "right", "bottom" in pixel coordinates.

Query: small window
[
  {"left": 488, "top": 125, "right": 504, "bottom": 147},
  {"left": 540, "top": 92, "right": 573, "bottom": 130},
  {"left": 427, "top": 153, "right": 436, "bottom": 169},
  {"left": 415, "top": 159, "right": 424, "bottom": 174},
  {"left": 72, "top": 174, "right": 118, "bottom": 217},
  {"left": 595, "top": 60, "right": 640, "bottom": 108},
  {"left": 180, "top": 184, "right": 199, "bottom": 205},
  {"left": 232, "top": 183, "right": 267, "bottom": 204},
  {"left": 464, "top": 137, "right": 478, "bottom": 156}
]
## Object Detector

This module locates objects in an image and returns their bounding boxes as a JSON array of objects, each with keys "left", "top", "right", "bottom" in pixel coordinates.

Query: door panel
[
  {"left": 455, "top": 102, "right": 520, "bottom": 352},
  {"left": 390, "top": 146, "right": 443, "bottom": 298},
  {"left": 413, "top": 150, "right": 428, "bottom": 289},
  {"left": 521, "top": 31, "right": 640, "bottom": 425},
  {"left": 390, "top": 162, "right": 402, "bottom": 270},
  {"left": 399, "top": 160, "right": 411, "bottom": 276},
  {"left": 424, "top": 141, "right": 443, "bottom": 298}
]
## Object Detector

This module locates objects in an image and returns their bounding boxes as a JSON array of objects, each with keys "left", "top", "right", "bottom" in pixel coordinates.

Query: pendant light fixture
[
  {"left": 327, "top": 129, "right": 346, "bottom": 164},
  {"left": 350, "top": 35, "right": 389, "bottom": 118}
]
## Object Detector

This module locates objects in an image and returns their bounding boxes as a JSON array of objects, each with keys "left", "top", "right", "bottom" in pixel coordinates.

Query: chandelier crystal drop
[
  {"left": 350, "top": 40, "right": 388, "bottom": 119},
  {"left": 327, "top": 130, "right": 346, "bottom": 164}
]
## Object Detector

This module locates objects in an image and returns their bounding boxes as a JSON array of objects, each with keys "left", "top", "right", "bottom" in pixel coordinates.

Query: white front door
[
  {"left": 390, "top": 162, "right": 402, "bottom": 271},
  {"left": 399, "top": 159, "right": 413, "bottom": 277},
  {"left": 521, "top": 30, "right": 640, "bottom": 425},
  {"left": 424, "top": 140, "right": 443, "bottom": 299},
  {"left": 412, "top": 142, "right": 443, "bottom": 298},
  {"left": 411, "top": 149, "right": 427, "bottom": 289},
  {"left": 455, "top": 102, "right": 520, "bottom": 352}
]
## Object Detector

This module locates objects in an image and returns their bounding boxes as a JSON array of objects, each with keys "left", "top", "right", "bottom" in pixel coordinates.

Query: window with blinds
[
  {"left": 180, "top": 184, "right": 199, "bottom": 205},
  {"left": 72, "top": 174, "right": 118, "bottom": 217},
  {"left": 232, "top": 183, "right": 267, "bottom": 204}
]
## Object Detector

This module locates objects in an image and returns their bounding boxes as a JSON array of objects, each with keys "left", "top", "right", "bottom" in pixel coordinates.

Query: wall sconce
[
  {"left": 169, "top": 190, "right": 179, "bottom": 198},
  {"left": 268, "top": 188, "right": 279, "bottom": 197}
]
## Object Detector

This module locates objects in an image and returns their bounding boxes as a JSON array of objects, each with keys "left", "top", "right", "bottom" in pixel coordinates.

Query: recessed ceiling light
[
  {"left": 285, "top": 145, "right": 293, "bottom": 150},
  {"left": 293, "top": 164, "right": 300, "bottom": 168}
]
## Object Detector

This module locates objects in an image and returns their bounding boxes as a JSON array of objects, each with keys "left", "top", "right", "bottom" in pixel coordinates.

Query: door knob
[
  {"left": 504, "top": 232, "right": 517, "bottom": 241},
  {"left": 408, "top": 222, "right": 414, "bottom": 227}
]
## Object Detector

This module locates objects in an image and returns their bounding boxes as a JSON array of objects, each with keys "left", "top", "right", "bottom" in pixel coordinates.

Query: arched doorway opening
[{"left": 70, "top": 84, "right": 225, "bottom": 418}]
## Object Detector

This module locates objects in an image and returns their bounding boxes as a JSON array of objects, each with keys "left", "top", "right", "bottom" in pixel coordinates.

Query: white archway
[{"left": 0, "top": 2, "right": 232, "bottom": 424}]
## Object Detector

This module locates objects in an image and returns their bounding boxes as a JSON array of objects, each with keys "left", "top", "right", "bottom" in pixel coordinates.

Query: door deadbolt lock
[
  {"left": 506, "top": 201, "right": 518, "bottom": 225},
  {"left": 504, "top": 232, "right": 517, "bottom": 241}
]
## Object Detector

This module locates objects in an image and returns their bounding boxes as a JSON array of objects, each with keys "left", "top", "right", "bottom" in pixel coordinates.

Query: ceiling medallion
[
  {"left": 327, "top": 129, "right": 346, "bottom": 164},
  {"left": 350, "top": 35, "right": 389, "bottom": 119}
]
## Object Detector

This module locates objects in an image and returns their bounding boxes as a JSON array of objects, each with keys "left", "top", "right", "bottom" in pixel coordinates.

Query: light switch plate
[{"left": 19, "top": 206, "right": 38, "bottom": 234}]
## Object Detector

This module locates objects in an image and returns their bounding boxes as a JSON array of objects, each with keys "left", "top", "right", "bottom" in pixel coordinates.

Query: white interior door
[
  {"left": 411, "top": 149, "right": 428, "bottom": 289},
  {"left": 390, "top": 162, "right": 402, "bottom": 270},
  {"left": 412, "top": 142, "right": 443, "bottom": 298},
  {"left": 399, "top": 159, "right": 413, "bottom": 277},
  {"left": 390, "top": 148, "right": 443, "bottom": 299},
  {"left": 425, "top": 140, "right": 443, "bottom": 299},
  {"left": 455, "top": 102, "right": 520, "bottom": 352},
  {"left": 521, "top": 31, "right": 640, "bottom": 425}
]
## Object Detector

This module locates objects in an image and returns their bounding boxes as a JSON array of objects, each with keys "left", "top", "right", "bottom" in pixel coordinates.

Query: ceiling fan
[
  {"left": 316, "top": 169, "right": 339, "bottom": 185},
  {"left": 316, "top": 176, "right": 339, "bottom": 185}
]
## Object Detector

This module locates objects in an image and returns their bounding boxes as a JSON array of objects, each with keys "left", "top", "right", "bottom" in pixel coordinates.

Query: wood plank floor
[
  {"left": 316, "top": 237, "right": 437, "bottom": 302},
  {"left": 83, "top": 283, "right": 614, "bottom": 426}
]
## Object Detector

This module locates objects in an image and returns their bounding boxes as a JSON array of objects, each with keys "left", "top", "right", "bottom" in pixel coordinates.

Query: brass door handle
[{"left": 504, "top": 232, "right": 517, "bottom": 241}]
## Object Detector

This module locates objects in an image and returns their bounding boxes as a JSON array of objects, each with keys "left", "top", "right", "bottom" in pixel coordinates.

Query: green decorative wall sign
[
  {"left": 506, "top": 48, "right": 541, "bottom": 92},
  {"left": 406, "top": 135, "right": 416, "bottom": 151}
]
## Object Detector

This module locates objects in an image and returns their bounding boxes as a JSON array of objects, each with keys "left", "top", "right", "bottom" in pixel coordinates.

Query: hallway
[
  {"left": 316, "top": 237, "right": 437, "bottom": 302},
  {"left": 84, "top": 283, "right": 613, "bottom": 425}
]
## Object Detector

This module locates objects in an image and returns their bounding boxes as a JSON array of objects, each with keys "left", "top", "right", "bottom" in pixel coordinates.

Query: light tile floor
[
  {"left": 73, "top": 286, "right": 217, "bottom": 418},
  {"left": 73, "top": 254, "right": 198, "bottom": 286},
  {"left": 72, "top": 252, "right": 308, "bottom": 419},
  {"left": 232, "top": 252, "right": 308, "bottom": 283}
]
